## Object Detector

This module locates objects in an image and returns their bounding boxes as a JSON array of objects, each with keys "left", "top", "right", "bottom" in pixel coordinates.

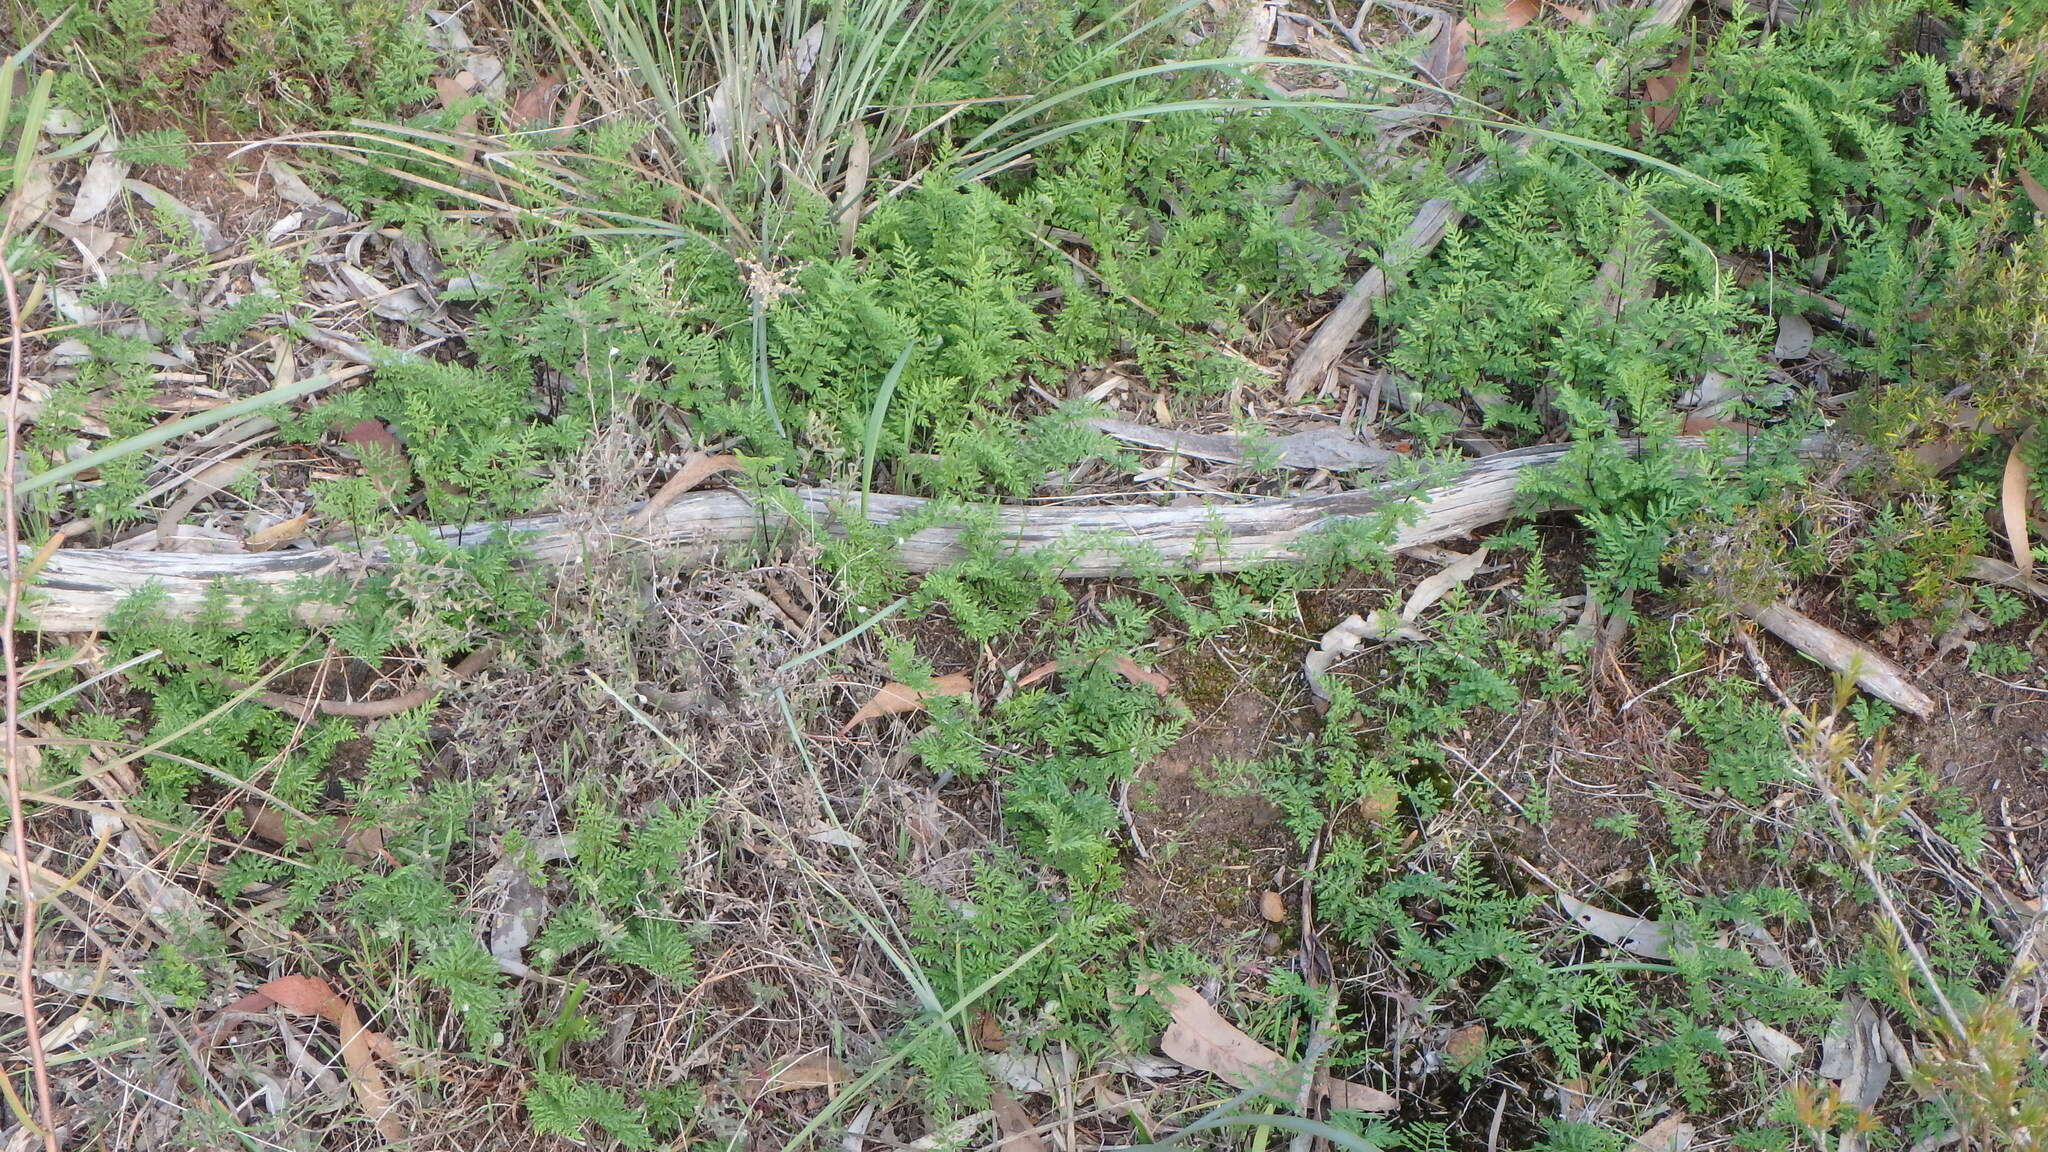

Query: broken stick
[{"left": 1741, "top": 601, "right": 1935, "bottom": 718}]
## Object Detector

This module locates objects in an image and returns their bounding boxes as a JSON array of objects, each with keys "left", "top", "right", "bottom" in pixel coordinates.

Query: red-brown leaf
[
  {"left": 258, "top": 975, "right": 404, "bottom": 1143},
  {"left": 630, "top": 452, "right": 743, "bottom": 530},
  {"left": 838, "top": 673, "right": 973, "bottom": 735},
  {"left": 1638, "top": 47, "right": 1692, "bottom": 135},
  {"left": 1424, "top": 19, "right": 1475, "bottom": 87},
  {"left": 509, "top": 73, "right": 562, "bottom": 128},
  {"left": 1158, "top": 984, "right": 1396, "bottom": 1111},
  {"left": 1112, "top": 655, "right": 1173, "bottom": 698},
  {"left": 745, "top": 1052, "right": 851, "bottom": 1100},
  {"left": 1473, "top": 0, "right": 1539, "bottom": 40},
  {"left": 992, "top": 1086, "right": 1048, "bottom": 1152},
  {"left": 2004, "top": 436, "right": 2034, "bottom": 577}
]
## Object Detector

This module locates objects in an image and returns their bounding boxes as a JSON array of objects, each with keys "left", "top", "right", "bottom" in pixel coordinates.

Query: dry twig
[{"left": 3, "top": 199, "right": 62, "bottom": 1152}]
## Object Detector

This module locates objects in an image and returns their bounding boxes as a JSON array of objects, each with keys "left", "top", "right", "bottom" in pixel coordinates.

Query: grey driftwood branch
[
  {"left": 26, "top": 434, "right": 1936, "bottom": 719},
  {"left": 26, "top": 439, "right": 1605, "bottom": 632}
]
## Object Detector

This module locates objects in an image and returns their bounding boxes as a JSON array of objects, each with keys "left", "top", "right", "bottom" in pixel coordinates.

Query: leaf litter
[
  {"left": 1156, "top": 984, "right": 1395, "bottom": 1111},
  {"left": 213, "top": 974, "right": 407, "bottom": 1144}
]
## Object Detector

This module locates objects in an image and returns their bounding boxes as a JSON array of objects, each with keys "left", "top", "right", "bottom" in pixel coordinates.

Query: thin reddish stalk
[{"left": 2, "top": 233, "right": 62, "bottom": 1150}]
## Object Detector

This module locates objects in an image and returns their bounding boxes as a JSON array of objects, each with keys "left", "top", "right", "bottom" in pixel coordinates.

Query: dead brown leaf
[
  {"left": 1157, "top": 985, "right": 1396, "bottom": 1112},
  {"left": 123, "top": 179, "right": 227, "bottom": 251},
  {"left": 1680, "top": 413, "right": 1763, "bottom": 436},
  {"left": 555, "top": 90, "right": 588, "bottom": 139},
  {"left": 629, "top": 452, "right": 742, "bottom": 530},
  {"left": 244, "top": 513, "right": 311, "bottom": 552},
  {"left": 2019, "top": 166, "right": 2048, "bottom": 214},
  {"left": 991, "top": 1087, "right": 1047, "bottom": 1152},
  {"left": 1443, "top": 1023, "right": 1487, "bottom": 1070},
  {"left": 433, "top": 75, "right": 480, "bottom": 164},
  {"left": 748, "top": 1051, "right": 851, "bottom": 1099},
  {"left": 1423, "top": 19, "right": 1474, "bottom": 87},
  {"left": 2004, "top": 435, "right": 2034, "bottom": 577},
  {"left": 1017, "top": 656, "right": 1170, "bottom": 698},
  {"left": 508, "top": 72, "right": 563, "bottom": 128},
  {"left": 257, "top": 975, "right": 404, "bottom": 1143},
  {"left": 1637, "top": 46, "right": 1692, "bottom": 136},
  {"left": 1631, "top": 1112, "right": 1695, "bottom": 1152},
  {"left": 242, "top": 802, "right": 387, "bottom": 864},
  {"left": 341, "top": 418, "right": 407, "bottom": 462},
  {"left": 1558, "top": 893, "right": 1677, "bottom": 960},
  {"left": 1473, "top": 0, "right": 1539, "bottom": 40},
  {"left": 1112, "top": 654, "right": 1172, "bottom": 698},
  {"left": 67, "top": 130, "right": 129, "bottom": 225},
  {"left": 974, "top": 1011, "right": 1010, "bottom": 1052},
  {"left": 838, "top": 673, "right": 973, "bottom": 735},
  {"left": 341, "top": 418, "right": 413, "bottom": 500}
]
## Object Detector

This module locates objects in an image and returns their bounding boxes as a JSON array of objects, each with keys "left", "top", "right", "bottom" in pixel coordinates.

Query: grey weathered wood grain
[{"left": 24, "top": 441, "right": 1599, "bottom": 631}]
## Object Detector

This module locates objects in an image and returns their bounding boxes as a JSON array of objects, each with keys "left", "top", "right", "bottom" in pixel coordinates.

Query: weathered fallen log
[
  {"left": 28, "top": 432, "right": 1939, "bottom": 717},
  {"left": 25, "top": 439, "right": 1614, "bottom": 631}
]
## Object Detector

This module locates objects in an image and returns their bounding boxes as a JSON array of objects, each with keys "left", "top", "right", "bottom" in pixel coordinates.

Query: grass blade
[{"left": 859, "top": 341, "right": 914, "bottom": 519}]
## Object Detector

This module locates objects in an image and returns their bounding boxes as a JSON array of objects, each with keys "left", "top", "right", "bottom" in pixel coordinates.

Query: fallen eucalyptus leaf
[
  {"left": 1740, "top": 1018, "right": 1804, "bottom": 1071},
  {"left": 337, "top": 263, "right": 434, "bottom": 323},
  {"left": 263, "top": 157, "right": 351, "bottom": 224},
  {"left": 991, "top": 1087, "right": 1047, "bottom": 1152},
  {"left": 1112, "top": 654, "right": 1172, "bottom": 698},
  {"left": 123, "top": 179, "right": 228, "bottom": 251},
  {"left": 41, "top": 106, "right": 85, "bottom": 135},
  {"left": 2003, "top": 435, "right": 2033, "bottom": 577},
  {"left": 1557, "top": 893, "right": 1676, "bottom": 960},
  {"left": 423, "top": 9, "right": 474, "bottom": 50},
  {"left": 1819, "top": 995, "right": 1891, "bottom": 1114},
  {"left": 985, "top": 1050, "right": 1052, "bottom": 1095},
  {"left": 629, "top": 452, "right": 743, "bottom": 530},
  {"left": 749, "top": 1051, "right": 851, "bottom": 1098},
  {"left": 1158, "top": 984, "right": 1395, "bottom": 1111},
  {"left": 1632, "top": 1112, "right": 1695, "bottom": 1152},
  {"left": 67, "top": 130, "right": 128, "bottom": 224},
  {"left": 482, "top": 834, "right": 571, "bottom": 975},
  {"left": 1772, "top": 313, "right": 1815, "bottom": 361},
  {"left": 243, "top": 512, "right": 311, "bottom": 552},
  {"left": 839, "top": 673, "right": 973, "bottom": 735},
  {"left": 255, "top": 974, "right": 405, "bottom": 1144},
  {"left": 807, "top": 826, "right": 867, "bottom": 850}
]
